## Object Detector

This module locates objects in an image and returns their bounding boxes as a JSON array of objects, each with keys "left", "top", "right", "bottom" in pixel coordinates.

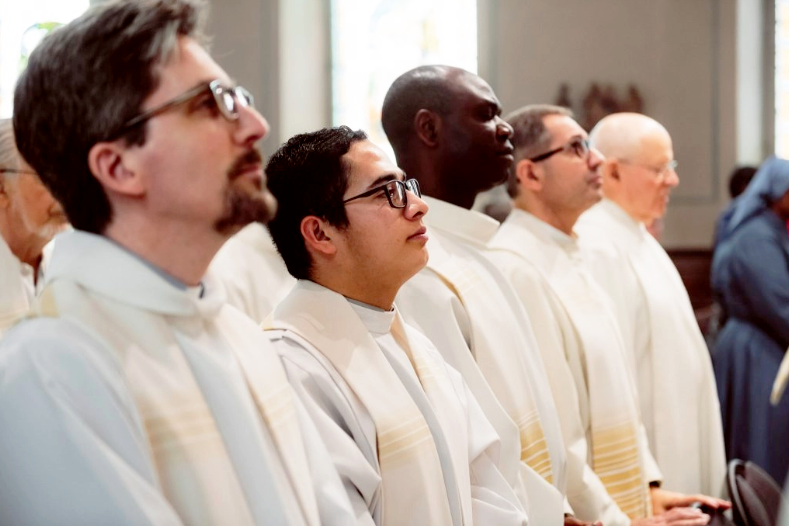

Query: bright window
[
  {"left": 0, "top": 0, "right": 89, "bottom": 118},
  {"left": 331, "top": 0, "right": 477, "bottom": 155}
]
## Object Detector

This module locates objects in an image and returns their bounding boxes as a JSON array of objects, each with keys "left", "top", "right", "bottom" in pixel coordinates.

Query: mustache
[{"left": 227, "top": 149, "right": 264, "bottom": 181}]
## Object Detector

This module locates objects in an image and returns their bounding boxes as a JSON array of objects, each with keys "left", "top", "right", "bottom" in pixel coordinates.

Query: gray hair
[
  {"left": 13, "top": 0, "right": 207, "bottom": 233},
  {"left": 505, "top": 104, "right": 573, "bottom": 197}
]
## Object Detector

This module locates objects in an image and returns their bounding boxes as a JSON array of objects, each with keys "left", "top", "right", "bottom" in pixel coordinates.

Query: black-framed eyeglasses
[
  {"left": 0, "top": 168, "right": 38, "bottom": 176},
  {"left": 529, "top": 138, "right": 590, "bottom": 162},
  {"left": 342, "top": 178, "right": 421, "bottom": 209},
  {"left": 619, "top": 159, "right": 678, "bottom": 179},
  {"left": 116, "top": 79, "right": 254, "bottom": 135}
]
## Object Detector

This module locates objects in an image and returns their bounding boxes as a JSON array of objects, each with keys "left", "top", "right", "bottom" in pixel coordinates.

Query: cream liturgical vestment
[
  {"left": 576, "top": 199, "right": 726, "bottom": 497},
  {"left": 0, "top": 231, "right": 355, "bottom": 526},
  {"left": 0, "top": 235, "right": 35, "bottom": 333},
  {"left": 265, "top": 280, "right": 527, "bottom": 526},
  {"left": 210, "top": 222, "right": 295, "bottom": 322},
  {"left": 489, "top": 209, "right": 662, "bottom": 524},
  {"left": 397, "top": 196, "right": 567, "bottom": 525}
]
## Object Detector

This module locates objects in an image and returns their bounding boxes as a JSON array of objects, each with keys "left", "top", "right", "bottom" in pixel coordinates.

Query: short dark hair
[
  {"left": 266, "top": 126, "right": 368, "bottom": 280},
  {"left": 728, "top": 165, "right": 757, "bottom": 199},
  {"left": 13, "top": 0, "right": 207, "bottom": 234},
  {"left": 505, "top": 104, "right": 573, "bottom": 197},
  {"left": 381, "top": 65, "right": 454, "bottom": 161}
]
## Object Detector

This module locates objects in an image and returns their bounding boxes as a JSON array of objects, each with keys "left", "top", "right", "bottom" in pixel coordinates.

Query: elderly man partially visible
[
  {"left": 0, "top": 118, "right": 67, "bottom": 332},
  {"left": 576, "top": 113, "right": 727, "bottom": 497}
]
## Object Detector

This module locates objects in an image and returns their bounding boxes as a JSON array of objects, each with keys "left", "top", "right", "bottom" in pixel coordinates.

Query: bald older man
[
  {"left": 0, "top": 119, "right": 67, "bottom": 333},
  {"left": 575, "top": 113, "right": 727, "bottom": 497}
]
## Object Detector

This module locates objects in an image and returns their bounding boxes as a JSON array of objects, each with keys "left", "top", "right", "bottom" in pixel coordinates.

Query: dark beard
[
  {"left": 213, "top": 149, "right": 278, "bottom": 234},
  {"left": 213, "top": 185, "right": 277, "bottom": 234}
]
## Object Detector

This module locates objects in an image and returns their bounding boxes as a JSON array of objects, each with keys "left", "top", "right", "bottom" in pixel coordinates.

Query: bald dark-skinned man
[{"left": 384, "top": 65, "right": 604, "bottom": 526}]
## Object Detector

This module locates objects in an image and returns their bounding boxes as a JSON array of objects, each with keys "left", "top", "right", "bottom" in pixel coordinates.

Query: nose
[
  {"left": 665, "top": 167, "right": 680, "bottom": 187},
  {"left": 233, "top": 104, "right": 270, "bottom": 147},
  {"left": 404, "top": 191, "right": 429, "bottom": 220},
  {"left": 588, "top": 147, "right": 605, "bottom": 169},
  {"left": 496, "top": 116, "right": 513, "bottom": 142}
]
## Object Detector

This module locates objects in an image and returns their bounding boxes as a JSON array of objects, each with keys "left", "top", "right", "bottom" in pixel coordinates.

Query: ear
[
  {"left": 603, "top": 158, "right": 621, "bottom": 181},
  {"left": 414, "top": 109, "right": 440, "bottom": 148},
  {"left": 87, "top": 140, "right": 145, "bottom": 197},
  {"left": 515, "top": 158, "right": 543, "bottom": 191},
  {"left": 300, "top": 215, "right": 338, "bottom": 258}
]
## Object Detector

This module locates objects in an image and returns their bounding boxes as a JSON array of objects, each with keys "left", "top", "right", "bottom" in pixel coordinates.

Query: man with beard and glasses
[
  {"left": 0, "top": 0, "right": 355, "bottom": 525},
  {"left": 0, "top": 119, "right": 69, "bottom": 334}
]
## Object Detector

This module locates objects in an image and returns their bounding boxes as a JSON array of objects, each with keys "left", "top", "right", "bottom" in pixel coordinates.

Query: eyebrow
[
  {"left": 365, "top": 171, "right": 405, "bottom": 190},
  {"left": 481, "top": 98, "right": 502, "bottom": 113}
]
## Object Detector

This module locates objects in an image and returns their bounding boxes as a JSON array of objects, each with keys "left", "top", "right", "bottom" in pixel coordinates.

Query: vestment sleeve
[
  {"left": 290, "top": 384, "right": 368, "bottom": 526},
  {"left": 273, "top": 336, "right": 378, "bottom": 526},
  {"left": 492, "top": 255, "right": 634, "bottom": 526},
  {"left": 462, "top": 381, "right": 529, "bottom": 525},
  {"left": 0, "top": 319, "right": 184, "bottom": 526}
]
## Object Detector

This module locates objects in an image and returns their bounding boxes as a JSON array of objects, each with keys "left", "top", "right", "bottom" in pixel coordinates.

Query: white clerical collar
[
  {"left": 105, "top": 237, "right": 204, "bottom": 296},
  {"left": 45, "top": 230, "right": 219, "bottom": 316},
  {"left": 346, "top": 297, "right": 396, "bottom": 336},
  {"left": 422, "top": 195, "right": 500, "bottom": 248},
  {"left": 599, "top": 198, "right": 645, "bottom": 237},
  {"left": 510, "top": 208, "right": 579, "bottom": 253}
]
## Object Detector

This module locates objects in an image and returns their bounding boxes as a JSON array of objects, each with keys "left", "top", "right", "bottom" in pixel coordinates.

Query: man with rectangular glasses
[
  {"left": 262, "top": 125, "right": 527, "bottom": 526},
  {"left": 576, "top": 112, "right": 727, "bottom": 500},
  {"left": 0, "top": 0, "right": 356, "bottom": 524}
]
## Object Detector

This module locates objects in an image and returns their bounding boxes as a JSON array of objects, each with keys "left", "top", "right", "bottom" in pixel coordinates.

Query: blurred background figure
[
  {"left": 711, "top": 157, "right": 789, "bottom": 485},
  {"left": 729, "top": 166, "right": 758, "bottom": 200},
  {"left": 0, "top": 118, "right": 67, "bottom": 332},
  {"left": 713, "top": 165, "right": 758, "bottom": 249},
  {"left": 707, "top": 165, "right": 759, "bottom": 346},
  {"left": 209, "top": 222, "right": 295, "bottom": 323}
]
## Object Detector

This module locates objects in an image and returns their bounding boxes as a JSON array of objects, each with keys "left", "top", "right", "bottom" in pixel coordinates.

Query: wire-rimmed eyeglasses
[
  {"left": 529, "top": 138, "right": 590, "bottom": 163},
  {"left": 619, "top": 159, "right": 678, "bottom": 179},
  {"left": 343, "top": 178, "right": 421, "bottom": 209},
  {"left": 116, "top": 79, "right": 254, "bottom": 136}
]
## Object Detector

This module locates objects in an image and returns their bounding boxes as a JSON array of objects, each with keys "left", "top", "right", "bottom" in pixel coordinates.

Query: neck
[
  {"left": 602, "top": 191, "right": 647, "bottom": 224},
  {"left": 515, "top": 195, "right": 580, "bottom": 236},
  {"left": 103, "top": 214, "right": 229, "bottom": 287},
  {"left": 0, "top": 214, "right": 46, "bottom": 273},
  {"left": 311, "top": 267, "right": 400, "bottom": 311},
  {"left": 398, "top": 154, "right": 478, "bottom": 210}
]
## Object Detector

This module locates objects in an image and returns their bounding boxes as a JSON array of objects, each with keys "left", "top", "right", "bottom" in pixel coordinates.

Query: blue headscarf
[{"left": 720, "top": 156, "right": 789, "bottom": 243}]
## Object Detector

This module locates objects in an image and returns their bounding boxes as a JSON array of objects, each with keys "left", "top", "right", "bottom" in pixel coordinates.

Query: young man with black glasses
[
  {"left": 263, "top": 126, "right": 528, "bottom": 526},
  {"left": 0, "top": 1, "right": 355, "bottom": 524}
]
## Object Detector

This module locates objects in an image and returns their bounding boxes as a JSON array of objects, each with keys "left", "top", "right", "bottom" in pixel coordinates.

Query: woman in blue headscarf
[{"left": 712, "top": 156, "right": 789, "bottom": 485}]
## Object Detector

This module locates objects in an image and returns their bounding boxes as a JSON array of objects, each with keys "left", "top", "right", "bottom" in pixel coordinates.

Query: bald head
[
  {"left": 590, "top": 112, "right": 669, "bottom": 160},
  {"left": 381, "top": 65, "right": 467, "bottom": 158},
  {"left": 381, "top": 65, "right": 514, "bottom": 209},
  {"left": 590, "top": 113, "right": 679, "bottom": 224}
]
